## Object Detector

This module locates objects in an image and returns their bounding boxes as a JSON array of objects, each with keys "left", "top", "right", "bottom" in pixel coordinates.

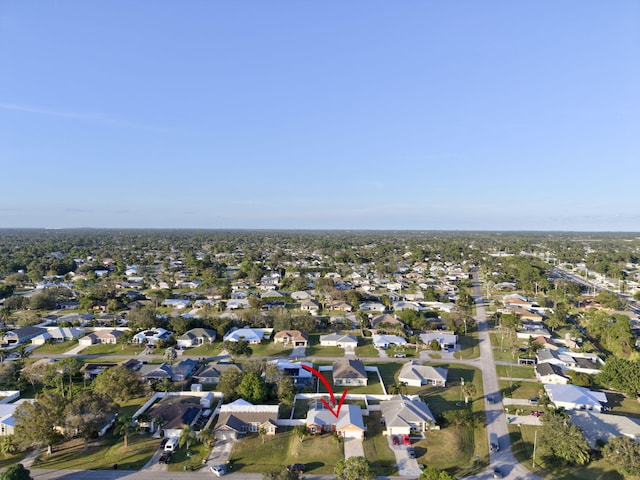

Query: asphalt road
[{"left": 461, "top": 269, "right": 541, "bottom": 480}]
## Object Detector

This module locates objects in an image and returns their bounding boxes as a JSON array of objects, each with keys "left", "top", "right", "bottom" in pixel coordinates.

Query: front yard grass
[
  {"left": 363, "top": 412, "right": 397, "bottom": 476},
  {"left": 454, "top": 328, "right": 480, "bottom": 360},
  {"left": 184, "top": 342, "right": 224, "bottom": 357},
  {"left": 33, "top": 433, "right": 158, "bottom": 470},
  {"left": 355, "top": 338, "right": 379, "bottom": 358},
  {"left": 166, "top": 442, "right": 209, "bottom": 472},
  {"left": 499, "top": 380, "right": 544, "bottom": 400},
  {"left": 229, "top": 429, "right": 343, "bottom": 474},
  {"left": 34, "top": 340, "right": 78, "bottom": 354},
  {"left": 415, "top": 425, "right": 482, "bottom": 477},
  {"left": 244, "top": 341, "right": 292, "bottom": 357},
  {"left": 0, "top": 451, "right": 28, "bottom": 468},
  {"left": 495, "top": 364, "right": 536, "bottom": 379},
  {"left": 82, "top": 343, "right": 146, "bottom": 355}
]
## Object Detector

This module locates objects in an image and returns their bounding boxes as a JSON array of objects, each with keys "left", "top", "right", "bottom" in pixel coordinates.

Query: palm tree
[
  {"left": 179, "top": 424, "right": 197, "bottom": 450},
  {"left": 198, "top": 428, "right": 216, "bottom": 448},
  {"left": 153, "top": 416, "right": 166, "bottom": 436},
  {"left": 293, "top": 424, "right": 308, "bottom": 443},
  {"left": 114, "top": 414, "right": 134, "bottom": 448},
  {"left": 462, "top": 383, "right": 477, "bottom": 404},
  {"left": 164, "top": 346, "right": 177, "bottom": 364},
  {"left": 388, "top": 382, "right": 408, "bottom": 395}
]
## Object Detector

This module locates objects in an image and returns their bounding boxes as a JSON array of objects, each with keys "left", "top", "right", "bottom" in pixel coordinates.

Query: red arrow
[{"left": 301, "top": 364, "right": 349, "bottom": 419}]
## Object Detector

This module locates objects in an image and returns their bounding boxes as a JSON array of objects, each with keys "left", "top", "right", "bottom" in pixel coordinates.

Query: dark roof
[
  {"left": 333, "top": 359, "right": 367, "bottom": 380},
  {"left": 536, "top": 362, "right": 567, "bottom": 377}
]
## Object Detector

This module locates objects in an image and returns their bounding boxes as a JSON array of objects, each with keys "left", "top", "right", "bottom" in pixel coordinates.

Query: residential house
[
  {"left": 2, "top": 326, "right": 47, "bottom": 346},
  {"left": 268, "top": 359, "right": 314, "bottom": 388},
  {"left": 214, "top": 399, "right": 279, "bottom": 440},
  {"left": 533, "top": 336, "right": 559, "bottom": 350},
  {"left": 192, "top": 361, "right": 241, "bottom": 385},
  {"left": 328, "top": 301, "right": 353, "bottom": 312},
  {"left": 536, "top": 350, "right": 604, "bottom": 375},
  {"left": 333, "top": 359, "right": 368, "bottom": 386},
  {"left": 31, "top": 327, "right": 85, "bottom": 345},
  {"left": 162, "top": 299, "right": 191, "bottom": 309},
  {"left": 370, "top": 314, "right": 404, "bottom": 330},
  {"left": 291, "top": 291, "right": 312, "bottom": 301},
  {"left": 544, "top": 384, "right": 608, "bottom": 412},
  {"left": 223, "top": 327, "right": 268, "bottom": 344},
  {"left": 300, "top": 299, "right": 320, "bottom": 314},
  {"left": 78, "top": 329, "right": 124, "bottom": 346},
  {"left": 380, "top": 395, "right": 437, "bottom": 435},
  {"left": 359, "top": 302, "right": 386, "bottom": 313},
  {"left": 372, "top": 334, "right": 407, "bottom": 349},
  {"left": 398, "top": 361, "right": 448, "bottom": 387},
  {"left": 147, "top": 395, "right": 206, "bottom": 438},
  {"left": 516, "top": 326, "right": 551, "bottom": 340},
  {"left": 133, "top": 328, "right": 172, "bottom": 345},
  {"left": 420, "top": 331, "right": 458, "bottom": 351},
  {"left": 502, "top": 294, "right": 534, "bottom": 309},
  {"left": 226, "top": 299, "right": 250, "bottom": 310},
  {"left": 393, "top": 301, "right": 421, "bottom": 312},
  {"left": 273, "top": 330, "right": 309, "bottom": 347},
  {"left": 139, "top": 359, "right": 197, "bottom": 382},
  {"left": 306, "top": 402, "right": 366, "bottom": 439},
  {"left": 535, "top": 363, "right": 570, "bottom": 384},
  {"left": 177, "top": 328, "right": 217, "bottom": 348},
  {"left": 568, "top": 411, "right": 640, "bottom": 448},
  {"left": 319, "top": 333, "right": 358, "bottom": 349}
]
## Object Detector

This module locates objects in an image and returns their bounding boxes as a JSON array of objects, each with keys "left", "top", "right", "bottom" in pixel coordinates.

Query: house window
[{"left": 240, "top": 426, "right": 247, "bottom": 433}]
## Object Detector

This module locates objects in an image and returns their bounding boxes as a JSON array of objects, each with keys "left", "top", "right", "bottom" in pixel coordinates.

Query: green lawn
[
  {"left": 355, "top": 338, "right": 379, "bottom": 358},
  {"left": 33, "top": 433, "right": 158, "bottom": 470},
  {"left": 184, "top": 342, "right": 224, "bottom": 357},
  {"left": 82, "top": 343, "right": 147, "bottom": 355},
  {"left": 605, "top": 392, "right": 640, "bottom": 419},
  {"left": 496, "top": 364, "right": 536, "bottom": 379},
  {"left": 508, "top": 424, "right": 625, "bottom": 480},
  {"left": 499, "top": 380, "right": 544, "bottom": 400},
  {"left": 245, "top": 341, "right": 292, "bottom": 357},
  {"left": 34, "top": 340, "right": 78, "bottom": 354},
  {"left": 305, "top": 333, "right": 347, "bottom": 357},
  {"left": 0, "top": 451, "right": 28, "bottom": 468},
  {"left": 376, "top": 363, "right": 403, "bottom": 387},
  {"left": 229, "top": 429, "right": 343, "bottom": 474},
  {"left": 292, "top": 399, "right": 309, "bottom": 419},
  {"left": 454, "top": 328, "right": 480, "bottom": 360},
  {"left": 167, "top": 442, "right": 209, "bottom": 472},
  {"left": 363, "top": 412, "right": 397, "bottom": 475},
  {"left": 415, "top": 425, "right": 486, "bottom": 478}
]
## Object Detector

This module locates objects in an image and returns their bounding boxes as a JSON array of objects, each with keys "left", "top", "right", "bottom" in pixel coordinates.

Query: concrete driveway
[
  {"left": 206, "top": 437, "right": 235, "bottom": 466},
  {"left": 387, "top": 435, "right": 422, "bottom": 476},
  {"left": 290, "top": 346, "right": 307, "bottom": 359},
  {"left": 343, "top": 437, "right": 364, "bottom": 458}
]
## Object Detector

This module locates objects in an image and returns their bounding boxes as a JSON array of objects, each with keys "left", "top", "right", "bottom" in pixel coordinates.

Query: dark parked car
[
  {"left": 528, "top": 397, "right": 540, "bottom": 405},
  {"left": 493, "top": 466, "right": 503, "bottom": 478},
  {"left": 407, "top": 447, "right": 416, "bottom": 459},
  {"left": 490, "top": 442, "right": 500, "bottom": 452},
  {"left": 392, "top": 435, "right": 400, "bottom": 445},
  {"left": 286, "top": 464, "right": 306, "bottom": 473},
  {"left": 160, "top": 437, "right": 169, "bottom": 449},
  {"left": 158, "top": 452, "right": 172, "bottom": 464}
]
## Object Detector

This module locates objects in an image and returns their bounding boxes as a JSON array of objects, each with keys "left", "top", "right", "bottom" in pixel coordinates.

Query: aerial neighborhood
[{"left": 0, "top": 231, "right": 639, "bottom": 479}]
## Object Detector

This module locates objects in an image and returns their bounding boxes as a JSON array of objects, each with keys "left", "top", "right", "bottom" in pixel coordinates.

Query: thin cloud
[{"left": 0, "top": 102, "right": 171, "bottom": 132}]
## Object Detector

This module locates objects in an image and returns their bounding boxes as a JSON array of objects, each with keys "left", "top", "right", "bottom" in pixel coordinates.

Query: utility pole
[{"left": 532, "top": 428, "right": 538, "bottom": 469}]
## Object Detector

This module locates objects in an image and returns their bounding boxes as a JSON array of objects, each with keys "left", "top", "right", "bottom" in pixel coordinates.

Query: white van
[{"left": 164, "top": 436, "right": 179, "bottom": 452}]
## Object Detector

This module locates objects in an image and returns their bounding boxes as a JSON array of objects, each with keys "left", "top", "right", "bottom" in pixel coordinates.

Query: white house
[
  {"left": 319, "top": 333, "right": 358, "bottom": 349},
  {"left": 223, "top": 327, "right": 268, "bottom": 344},
  {"left": 176, "top": 328, "right": 217, "bottom": 349},
  {"left": 420, "top": 331, "right": 458, "bottom": 351},
  {"left": 132, "top": 328, "right": 172, "bottom": 345},
  {"left": 568, "top": 411, "right": 640, "bottom": 448},
  {"left": 380, "top": 395, "right": 437, "bottom": 435},
  {"left": 398, "top": 361, "right": 448, "bottom": 387},
  {"left": 544, "top": 384, "right": 608, "bottom": 412},
  {"left": 372, "top": 334, "right": 407, "bottom": 349}
]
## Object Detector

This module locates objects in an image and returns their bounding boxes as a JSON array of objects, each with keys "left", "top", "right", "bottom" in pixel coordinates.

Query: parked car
[
  {"left": 286, "top": 464, "right": 306, "bottom": 473},
  {"left": 160, "top": 437, "right": 169, "bottom": 449},
  {"left": 528, "top": 397, "right": 540, "bottom": 405},
  {"left": 394, "top": 353, "right": 406, "bottom": 358},
  {"left": 490, "top": 442, "right": 500, "bottom": 452},
  {"left": 158, "top": 452, "right": 172, "bottom": 464},
  {"left": 210, "top": 465, "right": 227, "bottom": 476},
  {"left": 487, "top": 394, "right": 493, "bottom": 403},
  {"left": 392, "top": 435, "right": 400, "bottom": 445},
  {"left": 407, "top": 447, "right": 416, "bottom": 459},
  {"left": 530, "top": 410, "right": 544, "bottom": 417},
  {"left": 493, "top": 466, "right": 503, "bottom": 478},
  {"left": 403, "top": 434, "right": 411, "bottom": 445}
]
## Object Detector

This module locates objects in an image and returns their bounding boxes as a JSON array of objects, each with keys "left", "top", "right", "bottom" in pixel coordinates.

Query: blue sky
[{"left": 1, "top": 1, "right": 639, "bottom": 231}]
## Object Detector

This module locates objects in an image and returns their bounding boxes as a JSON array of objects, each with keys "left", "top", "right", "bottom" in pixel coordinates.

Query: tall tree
[
  {"left": 179, "top": 424, "right": 197, "bottom": 450},
  {"left": 64, "top": 392, "right": 116, "bottom": 450},
  {"left": 91, "top": 366, "right": 146, "bottom": 402},
  {"left": 237, "top": 372, "right": 268, "bottom": 404},
  {"left": 114, "top": 414, "right": 134, "bottom": 449},
  {"left": 335, "top": 456, "right": 374, "bottom": 480},
  {"left": 0, "top": 464, "right": 32, "bottom": 480},
  {"left": 602, "top": 436, "right": 640, "bottom": 476},
  {"left": 537, "top": 410, "right": 589, "bottom": 466},
  {"left": 14, "top": 392, "right": 66, "bottom": 454}
]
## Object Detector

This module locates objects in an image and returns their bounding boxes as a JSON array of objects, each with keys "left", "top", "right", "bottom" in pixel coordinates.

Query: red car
[
  {"left": 530, "top": 410, "right": 543, "bottom": 417},
  {"left": 403, "top": 434, "right": 411, "bottom": 445}
]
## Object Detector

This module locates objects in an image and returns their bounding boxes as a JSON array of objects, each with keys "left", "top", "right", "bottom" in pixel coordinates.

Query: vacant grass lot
[
  {"left": 355, "top": 337, "right": 379, "bottom": 358},
  {"left": 364, "top": 412, "right": 397, "bottom": 475},
  {"left": 249, "top": 341, "right": 292, "bottom": 357},
  {"left": 606, "top": 392, "right": 640, "bottom": 419},
  {"left": 82, "top": 343, "right": 146, "bottom": 355},
  {"left": 229, "top": 429, "right": 343, "bottom": 474},
  {"left": 508, "top": 424, "right": 625, "bottom": 480},
  {"left": 34, "top": 340, "right": 78, "bottom": 354},
  {"left": 305, "top": 334, "right": 347, "bottom": 357},
  {"left": 33, "top": 433, "right": 158, "bottom": 470},
  {"left": 496, "top": 364, "right": 536, "bottom": 379},
  {"left": 376, "top": 362, "right": 403, "bottom": 387},
  {"left": 415, "top": 426, "right": 481, "bottom": 477},
  {"left": 454, "top": 328, "right": 480, "bottom": 360},
  {"left": 499, "top": 380, "right": 544, "bottom": 400},
  {"left": 185, "top": 342, "right": 224, "bottom": 357}
]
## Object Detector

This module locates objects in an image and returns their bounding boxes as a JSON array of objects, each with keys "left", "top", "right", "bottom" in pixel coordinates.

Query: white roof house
[
  {"left": 372, "top": 334, "right": 407, "bottom": 349},
  {"left": 568, "top": 411, "right": 640, "bottom": 448},
  {"left": 132, "top": 327, "right": 172, "bottom": 345},
  {"left": 420, "top": 332, "right": 458, "bottom": 350},
  {"left": 31, "top": 327, "right": 85, "bottom": 345},
  {"left": 379, "top": 395, "right": 437, "bottom": 435},
  {"left": 398, "top": 361, "right": 448, "bottom": 387},
  {"left": 319, "top": 333, "right": 358, "bottom": 348},
  {"left": 223, "top": 327, "right": 267, "bottom": 344},
  {"left": 544, "top": 384, "right": 608, "bottom": 412}
]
